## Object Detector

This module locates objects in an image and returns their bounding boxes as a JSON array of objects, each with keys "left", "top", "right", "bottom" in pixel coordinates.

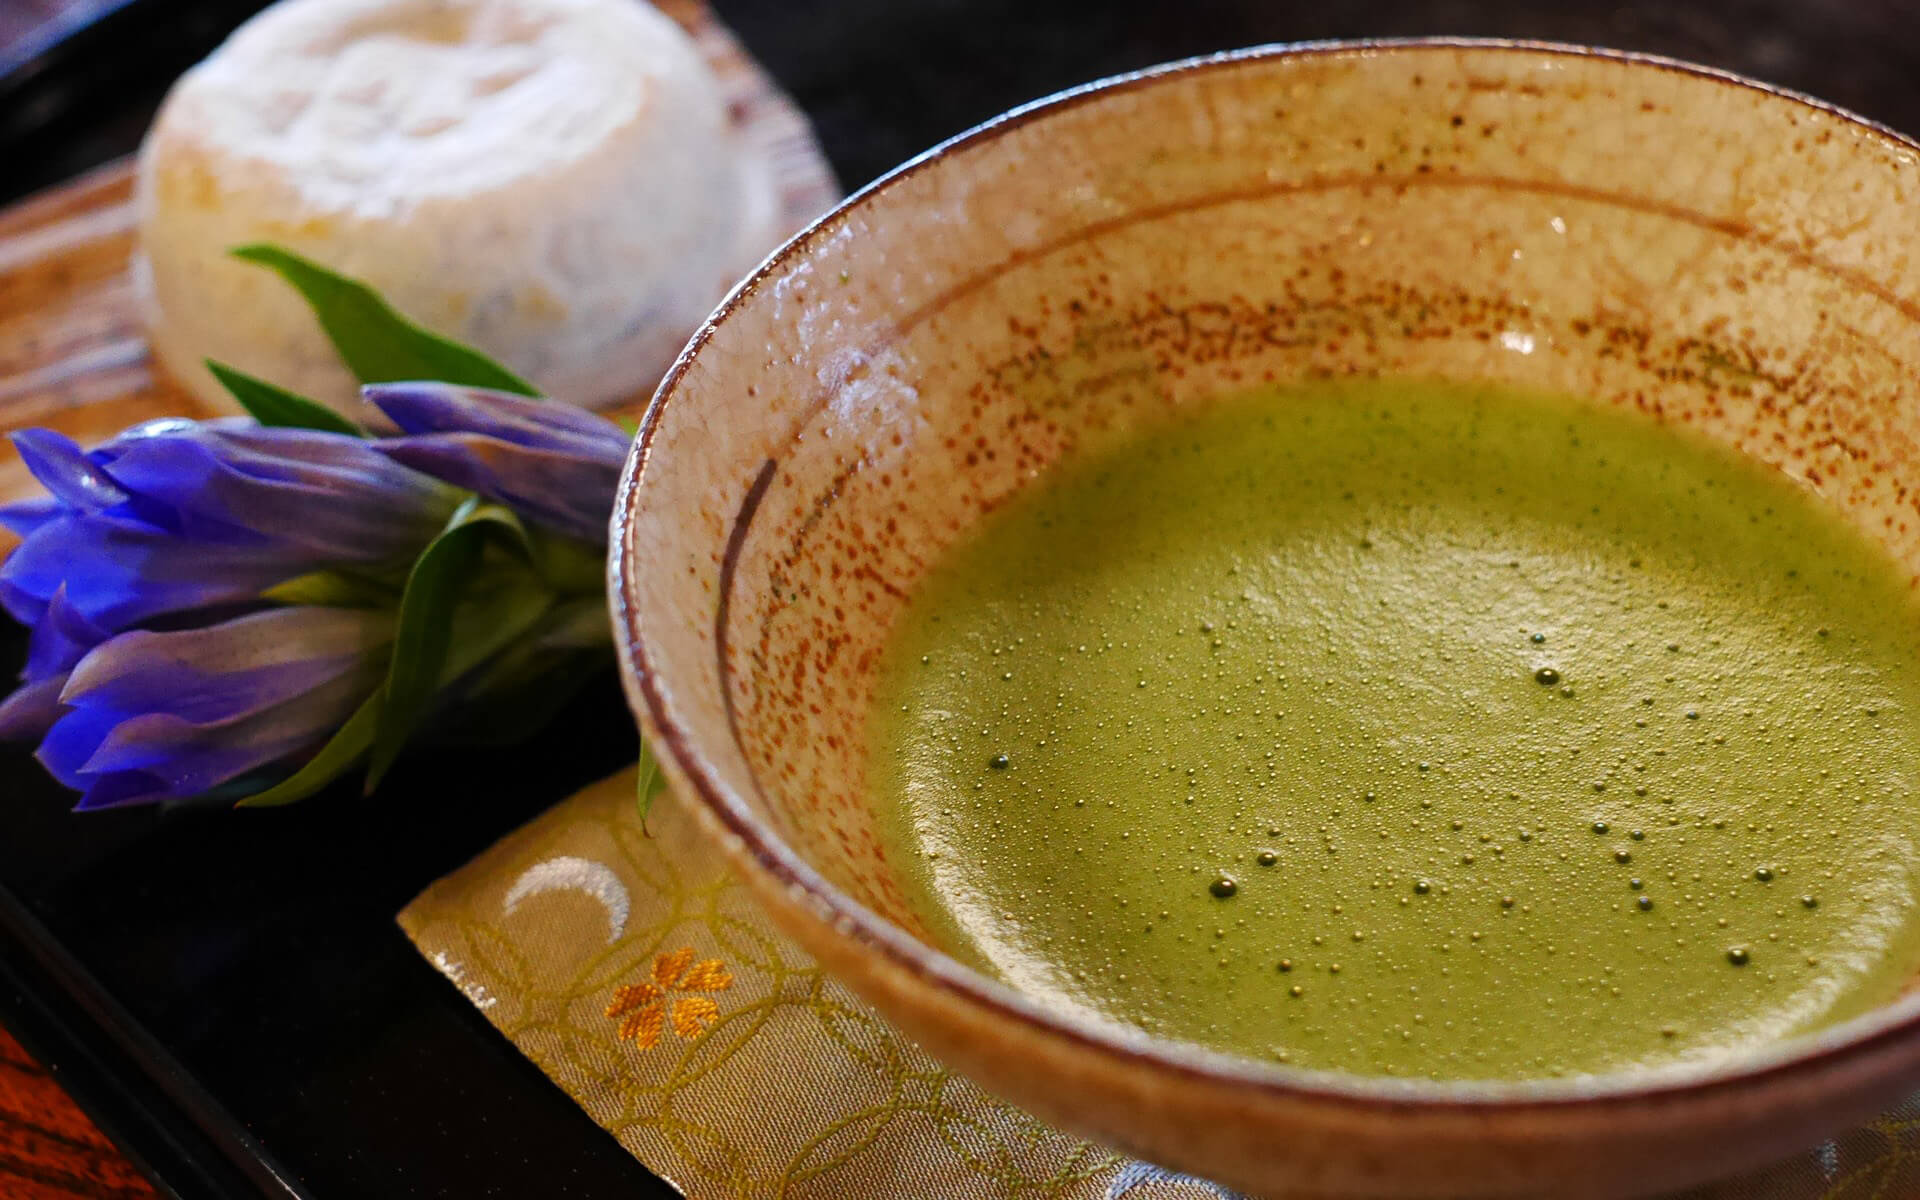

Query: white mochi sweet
[{"left": 134, "top": 0, "right": 777, "bottom": 412}]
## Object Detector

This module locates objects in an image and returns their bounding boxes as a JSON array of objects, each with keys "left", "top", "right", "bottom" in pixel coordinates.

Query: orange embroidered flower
[{"left": 606, "top": 947, "right": 735, "bottom": 1049}]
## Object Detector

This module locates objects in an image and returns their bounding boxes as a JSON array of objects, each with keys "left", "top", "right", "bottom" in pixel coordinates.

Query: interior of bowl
[{"left": 618, "top": 40, "right": 1920, "bottom": 1093}]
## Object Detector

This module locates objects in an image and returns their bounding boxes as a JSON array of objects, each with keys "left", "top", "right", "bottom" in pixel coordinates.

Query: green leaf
[
  {"left": 616, "top": 414, "right": 641, "bottom": 437},
  {"left": 438, "top": 565, "right": 554, "bottom": 685},
  {"left": 636, "top": 737, "right": 665, "bottom": 825},
  {"left": 261, "top": 569, "right": 399, "bottom": 609},
  {"left": 366, "top": 497, "right": 535, "bottom": 789},
  {"left": 205, "top": 359, "right": 365, "bottom": 436},
  {"left": 231, "top": 244, "right": 539, "bottom": 395},
  {"left": 237, "top": 691, "right": 383, "bottom": 808}
]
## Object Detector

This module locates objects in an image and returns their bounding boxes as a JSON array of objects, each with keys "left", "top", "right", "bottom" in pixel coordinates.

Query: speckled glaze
[{"left": 612, "top": 41, "right": 1920, "bottom": 1198}]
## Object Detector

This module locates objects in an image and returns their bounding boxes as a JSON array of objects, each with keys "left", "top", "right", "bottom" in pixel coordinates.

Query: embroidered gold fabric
[{"left": 399, "top": 769, "right": 1920, "bottom": 1199}]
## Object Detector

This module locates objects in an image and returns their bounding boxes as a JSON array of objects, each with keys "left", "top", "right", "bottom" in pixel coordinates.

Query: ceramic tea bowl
[{"left": 612, "top": 41, "right": 1920, "bottom": 1197}]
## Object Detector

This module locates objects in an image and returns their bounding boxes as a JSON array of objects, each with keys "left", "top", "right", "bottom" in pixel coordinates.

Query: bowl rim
[{"left": 613, "top": 37, "right": 1920, "bottom": 1112}]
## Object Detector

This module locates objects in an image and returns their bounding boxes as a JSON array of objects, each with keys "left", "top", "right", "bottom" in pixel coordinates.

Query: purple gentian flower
[
  {"left": 37, "top": 607, "right": 392, "bottom": 810},
  {"left": 2, "top": 390, "right": 624, "bottom": 809},
  {"left": 0, "top": 418, "right": 457, "bottom": 753},
  {"left": 365, "top": 384, "right": 629, "bottom": 543},
  {"left": 0, "top": 586, "right": 108, "bottom": 739},
  {"left": 1, "top": 420, "right": 458, "bottom": 635}
]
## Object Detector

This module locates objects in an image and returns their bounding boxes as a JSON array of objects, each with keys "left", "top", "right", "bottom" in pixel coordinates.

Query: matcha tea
[{"left": 867, "top": 379, "right": 1920, "bottom": 1080}]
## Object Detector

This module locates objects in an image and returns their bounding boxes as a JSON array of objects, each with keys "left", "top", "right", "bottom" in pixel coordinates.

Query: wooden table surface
[
  {"left": 4, "top": 3, "right": 163, "bottom": 1196},
  {"left": 0, "top": 1030, "right": 157, "bottom": 1198}
]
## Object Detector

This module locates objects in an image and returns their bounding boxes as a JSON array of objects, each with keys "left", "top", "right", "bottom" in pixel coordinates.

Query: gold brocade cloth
[{"left": 399, "top": 769, "right": 1920, "bottom": 1199}]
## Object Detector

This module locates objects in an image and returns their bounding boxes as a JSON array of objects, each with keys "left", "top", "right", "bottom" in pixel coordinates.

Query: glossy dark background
[{"left": 2, "top": 1, "right": 1918, "bottom": 1196}]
